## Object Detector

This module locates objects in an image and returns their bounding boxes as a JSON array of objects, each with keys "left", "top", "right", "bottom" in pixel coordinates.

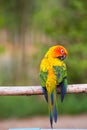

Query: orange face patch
[{"left": 53, "top": 45, "right": 68, "bottom": 58}]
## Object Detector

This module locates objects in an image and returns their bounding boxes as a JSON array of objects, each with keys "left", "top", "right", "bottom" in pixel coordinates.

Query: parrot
[{"left": 39, "top": 45, "right": 68, "bottom": 128}]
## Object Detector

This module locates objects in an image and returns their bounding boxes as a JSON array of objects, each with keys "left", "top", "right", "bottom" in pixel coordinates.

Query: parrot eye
[{"left": 61, "top": 49, "right": 64, "bottom": 54}]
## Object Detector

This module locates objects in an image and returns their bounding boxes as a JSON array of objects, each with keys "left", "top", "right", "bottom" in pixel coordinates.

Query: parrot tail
[
  {"left": 53, "top": 89, "right": 58, "bottom": 123},
  {"left": 48, "top": 90, "right": 58, "bottom": 128},
  {"left": 54, "top": 104, "right": 57, "bottom": 122},
  {"left": 49, "top": 108, "right": 53, "bottom": 128},
  {"left": 48, "top": 93, "right": 53, "bottom": 128},
  {"left": 42, "top": 87, "right": 58, "bottom": 128}
]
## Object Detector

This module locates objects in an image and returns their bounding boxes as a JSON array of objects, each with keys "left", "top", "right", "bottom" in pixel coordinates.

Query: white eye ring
[{"left": 61, "top": 49, "right": 64, "bottom": 54}]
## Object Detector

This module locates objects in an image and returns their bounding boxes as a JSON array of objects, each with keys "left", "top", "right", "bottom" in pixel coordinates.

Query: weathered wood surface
[{"left": 0, "top": 84, "right": 87, "bottom": 96}]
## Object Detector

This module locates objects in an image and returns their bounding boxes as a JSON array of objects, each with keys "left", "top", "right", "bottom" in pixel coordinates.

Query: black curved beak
[{"left": 58, "top": 55, "right": 66, "bottom": 60}]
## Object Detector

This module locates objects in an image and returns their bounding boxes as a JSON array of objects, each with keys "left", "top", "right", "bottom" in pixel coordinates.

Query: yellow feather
[
  {"left": 40, "top": 56, "right": 66, "bottom": 72},
  {"left": 46, "top": 68, "right": 56, "bottom": 94}
]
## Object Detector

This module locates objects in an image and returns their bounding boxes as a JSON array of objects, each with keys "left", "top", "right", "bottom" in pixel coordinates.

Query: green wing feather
[
  {"left": 53, "top": 66, "right": 67, "bottom": 102},
  {"left": 39, "top": 71, "right": 48, "bottom": 87},
  {"left": 53, "top": 66, "right": 67, "bottom": 84}
]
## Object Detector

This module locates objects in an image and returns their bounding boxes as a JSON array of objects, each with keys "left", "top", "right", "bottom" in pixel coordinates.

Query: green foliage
[
  {"left": 58, "top": 94, "right": 87, "bottom": 115},
  {"left": 0, "top": 0, "right": 36, "bottom": 31},
  {"left": 33, "top": 0, "right": 87, "bottom": 44},
  {"left": 67, "top": 43, "right": 87, "bottom": 84},
  {"left": 0, "top": 94, "right": 87, "bottom": 119},
  {"left": 0, "top": 96, "right": 47, "bottom": 119},
  {"left": 0, "top": 45, "right": 5, "bottom": 54}
]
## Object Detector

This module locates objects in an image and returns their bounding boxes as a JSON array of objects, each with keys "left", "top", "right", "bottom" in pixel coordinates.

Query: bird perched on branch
[{"left": 39, "top": 45, "right": 68, "bottom": 128}]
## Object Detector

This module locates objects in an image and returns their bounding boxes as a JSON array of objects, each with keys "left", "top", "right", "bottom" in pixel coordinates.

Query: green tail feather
[
  {"left": 48, "top": 93, "right": 53, "bottom": 128},
  {"left": 53, "top": 89, "right": 58, "bottom": 122},
  {"left": 48, "top": 90, "right": 58, "bottom": 128},
  {"left": 50, "top": 109, "right": 53, "bottom": 128}
]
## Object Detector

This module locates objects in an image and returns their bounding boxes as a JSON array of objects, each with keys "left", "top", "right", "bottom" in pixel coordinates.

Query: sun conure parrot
[{"left": 39, "top": 45, "right": 68, "bottom": 128}]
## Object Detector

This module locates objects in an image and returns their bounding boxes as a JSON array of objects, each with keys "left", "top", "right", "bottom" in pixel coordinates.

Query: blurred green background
[{"left": 0, "top": 0, "right": 87, "bottom": 119}]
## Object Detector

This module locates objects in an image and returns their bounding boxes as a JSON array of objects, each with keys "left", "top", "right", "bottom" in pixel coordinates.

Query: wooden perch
[{"left": 0, "top": 84, "right": 87, "bottom": 96}]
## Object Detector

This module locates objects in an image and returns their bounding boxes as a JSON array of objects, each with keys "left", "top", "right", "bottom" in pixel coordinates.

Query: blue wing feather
[
  {"left": 60, "top": 77, "right": 67, "bottom": 102},
  {"left": 42, "top": 87, "right": 48, "bottom": 102}
]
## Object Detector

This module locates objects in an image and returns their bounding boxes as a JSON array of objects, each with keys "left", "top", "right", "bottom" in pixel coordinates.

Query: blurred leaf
[{"left": 0, "top": 45, "right": 5, "bottom": 54}]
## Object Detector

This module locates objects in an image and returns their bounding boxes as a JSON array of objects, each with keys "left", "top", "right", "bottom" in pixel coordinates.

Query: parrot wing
[
  {"left": 39, "top": 71, "right": 48, "bottom": 101},
  {"left": 53, "top": 66, "right": 67, "bottom": 102},
  {"left": 60, "top": 77, "right": 67, "bottom": 102},
  {"left": 39, "top": 70, "right": 54, "bottom": 103}
]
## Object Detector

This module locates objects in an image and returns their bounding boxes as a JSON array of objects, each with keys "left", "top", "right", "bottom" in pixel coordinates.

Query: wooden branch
[{"left": 0, "top": 84, "right": 87, "bottom": 96}]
